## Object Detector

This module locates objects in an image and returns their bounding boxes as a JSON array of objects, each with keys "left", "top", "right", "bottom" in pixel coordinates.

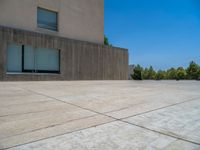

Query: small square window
[{"left": 37, "top": 7, "right": 58, "bottom": 31}]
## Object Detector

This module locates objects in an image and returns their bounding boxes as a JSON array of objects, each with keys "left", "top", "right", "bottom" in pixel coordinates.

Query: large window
[
  {"left": 7, "top": 44, "right": 60, "bottom": 74},
  {"left": 37, "top": 7, "right": 58, "bottom": 31}
]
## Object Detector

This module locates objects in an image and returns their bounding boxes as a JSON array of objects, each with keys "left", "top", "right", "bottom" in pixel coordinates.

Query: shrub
[
  {"left": 156, "top": 70, "right": 166, "bottom": 80},
  {"left": 186, "top": 61, "right": 200, "bottom": 80},
  {"left": 131, "top": 64, "right": 143, "bottom": 80},
  {"left": 176, "top": 67, "right": 187, "bottom": 80},
  {"left": 131, "top": 61, "right": 200, "bottom": 80}
]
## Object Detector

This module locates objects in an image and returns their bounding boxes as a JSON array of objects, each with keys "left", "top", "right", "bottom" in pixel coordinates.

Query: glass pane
[
  {"left": 24, "top": 46, "right": 35, "bottom": 70},
  {"left": 7, "top": 44, "right": 22, "bottom": 72},
  {"left": 35, "top": 48, "right": 59, "bottom": 72},
  {"left": 37, "top": 8, "right": 58, "bottom": 31}
]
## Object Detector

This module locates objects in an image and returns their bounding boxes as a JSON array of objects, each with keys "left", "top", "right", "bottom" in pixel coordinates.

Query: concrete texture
[
  {"left": 0, "top": 26, "right": 128, "bottom": 81},
  {"left": 0, "top": 81, "right": 200, "bottom": 149},
  {"left": 0, "top": 0, "right": 104, "bottom": 44}
]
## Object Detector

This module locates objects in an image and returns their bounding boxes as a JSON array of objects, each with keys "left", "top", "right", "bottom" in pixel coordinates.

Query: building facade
[{"left": 0, "top": 0, "right": 128, "bottom": 81}]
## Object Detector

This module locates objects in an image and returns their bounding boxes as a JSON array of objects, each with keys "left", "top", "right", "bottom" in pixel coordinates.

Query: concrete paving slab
[
  {"left": 0, "top": 115, "right": 114, "bottom": 149},
  {"left": 0, "top": 105, "right": 96, "bottom": 139},
  {"left": 60, "top": 88, "right": 200, "bottom": 114},
  {"left": 0, "top": 104, "right": 93, "bottom": 123},
  {"left": 0, "top": 81, "right": 200, "bottom": 149},
  {"left": 0, "top": 86, "right": 30, "bottom": 97},
  {"left": 124, "top": 99, "right": 200, "bottom": 144},
  {"left": 12, "top": 81, "right": 200, "bottom": 115},
  {"left": 106, "top": 100, "right": 170, "bottom": 119},
  {"left": 8, "top": 121, "right": 200, "bottom": 150},
  {"left": 0, "top": 86, "right": 54, "bottom": 107},
  {"left": 0, "top": 94, "right": 53, "bottom": 107},
  {"left": 0, "top": 101, "right": 69, "bottom": 117}
]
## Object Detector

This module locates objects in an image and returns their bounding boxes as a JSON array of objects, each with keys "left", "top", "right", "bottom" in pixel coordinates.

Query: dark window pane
[
  {"left": 35, "top": 48, "right": 60, "bottom": 72},
  {"left": 7, "top": 44, "right": 22, "bottom": 72},
  {"left": 24, "top": 45, "right": 35, "bottom": 71},
  {"left": 37, "top": 8, "right": 58, "bottom": 31}
]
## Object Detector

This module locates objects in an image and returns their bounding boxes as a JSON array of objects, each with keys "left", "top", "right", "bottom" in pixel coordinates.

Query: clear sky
[{"left": 104, "top": 0, "right": 200, "bottom": 70}]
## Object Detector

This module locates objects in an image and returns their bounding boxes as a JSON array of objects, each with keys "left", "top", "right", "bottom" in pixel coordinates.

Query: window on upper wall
[
  {"left": 7, "top": 44, "right": 60, "bottom": 74},
  {"left": 37, "top": 7, "right": 58, "bottom": 31}
]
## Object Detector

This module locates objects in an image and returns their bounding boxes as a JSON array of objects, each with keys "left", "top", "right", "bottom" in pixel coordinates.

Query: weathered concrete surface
[
  {"left": 8, "top": 122, "right": 200, "bottom": 150},
  {"left": 124, "top": 99, "right": 200, "bottom": 144},
  {"left": 0, "top": 0, "right": 104, "bottom": 44},
  {"left": 0, "top": 26, "right": 128, "bottom": 81},
  {"left": 0, "top": 81, "right": 200, "bottom": 149}
]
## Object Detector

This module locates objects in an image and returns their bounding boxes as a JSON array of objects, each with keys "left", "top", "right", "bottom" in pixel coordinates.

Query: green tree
[
  {"left": 156, "top": 70, "right": 166, "bottom": 80},
  {"left": 166, "top": 68, "right": 177, "bottom": 79},
  {"left": 142, "top": 68, "right": 149, "bottom": 80},
  {"left": 186, "top": 61, "right": 200, "bottom": 80},
  {"left": 132, "top": 61, "right": 200, "bottom": 80},
  {"left": 176, "top": 67, "right": 187, "bottom": 80},
  {"left": 141, "top": 66, "right": 156, "bottom": 80},
  {"left": 148, "top": 66, "right": 156, "bottom": 80},
  {"left": 131, "top": 64, "right": 143, "bottom": 80},
  {"left": 104, "top": 35, "right": 110, "bottom": 46}
]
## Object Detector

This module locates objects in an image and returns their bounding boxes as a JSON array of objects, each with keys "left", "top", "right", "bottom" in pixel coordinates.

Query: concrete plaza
[{"left": 0, "top": 81, "right": 200, "bottom": 149}]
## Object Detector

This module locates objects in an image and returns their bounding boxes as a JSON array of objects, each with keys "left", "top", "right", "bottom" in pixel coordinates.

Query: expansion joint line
[
  {"left": 20, "top": 87, "right": 200, "bottom": 146},
  {"left": 121, "top": 120, "right": 200, "bottom": 146}
]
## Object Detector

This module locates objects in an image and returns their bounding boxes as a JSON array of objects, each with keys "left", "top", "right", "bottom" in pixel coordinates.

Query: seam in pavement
[
  {"left": 121, "top": 120, "right": 200, "bottom": 146},
  {"left": 0, "top": 99, "right": 52, "bottom": 107},
  {"left": 104, "top": 96, "right": 200, "bottom": 115},
  {"left": 19, "top": 88, "right": 115, "bottom": 117},
  {"left": 4, "top": 118, "right": 200, "bottom": 150},
  {"left": 22, "top": 88, "right": 200, "bottom": 137},
  {"left": 2, "top": 94, "right": 198, "bottom": 118},
  {"left": 3, "top": 120, "right": 116, "bottom": 150},
  {"left": 0, "top": 101, "right": 66, "bottom": 118},
  {"left": 20, "top": 87, "right": 200, "bottom": 120},
  {"left": 11, "top": 87, "right": 200, "bottom": 148},
  {"left": 21, "top": 87, "right": 200, "bottom": 123},
  {"left": 1, "top": 114, "right": 99, "bottom": 140},
  {"left": 0, "top": 109, "right": 64, "bottom": 118},
  {"left": 22, "top": 87, "right": 200, "bottom": 117},
  {"left": 0, "top": 104, "right": 73, "bottom": 117},
  {"left": 119, "top": 96, "right": 200, "bottom": 120}
]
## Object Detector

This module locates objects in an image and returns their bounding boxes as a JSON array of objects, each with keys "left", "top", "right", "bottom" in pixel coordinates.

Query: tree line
[{"left": 131, "top": 61, "right": 200, "bottom": 80}]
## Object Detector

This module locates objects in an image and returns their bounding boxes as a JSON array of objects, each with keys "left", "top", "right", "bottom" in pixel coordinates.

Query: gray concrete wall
[
  {"left": 0, "top": 26, "right": 128, "bottom": 81},
  {"left": 0, "top": 0, "right": 104, "bottom": 44}
]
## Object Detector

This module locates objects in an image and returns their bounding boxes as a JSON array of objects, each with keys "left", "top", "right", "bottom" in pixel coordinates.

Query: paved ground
[{"left": 0, "top": 81, "right": 200, "bottom": 150}]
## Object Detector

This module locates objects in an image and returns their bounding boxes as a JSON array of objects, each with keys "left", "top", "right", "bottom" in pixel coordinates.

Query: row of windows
[
  {"left": 7, "top": 44, "right": 60, "bottom": 74},
  {"left": 37, "top": 7, "right": 58, "bottom": 31}
]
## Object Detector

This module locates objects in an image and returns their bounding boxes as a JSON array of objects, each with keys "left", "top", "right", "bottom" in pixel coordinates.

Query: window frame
[
  {"left": 7, "top": 43, "right": 61, "bottom": 74},
  {"left": 37, "top": 7, "right": 58, "bottom": 31}
]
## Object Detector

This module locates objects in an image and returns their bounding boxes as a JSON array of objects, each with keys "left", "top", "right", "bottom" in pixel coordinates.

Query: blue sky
[{"left": 104, "top": 0, "right": 200, "bottom": 70}]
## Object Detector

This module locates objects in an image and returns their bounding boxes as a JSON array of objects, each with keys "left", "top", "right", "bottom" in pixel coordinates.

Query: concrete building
[{"left": 0, "top": 0, "right": 128, "bottom": 81}]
